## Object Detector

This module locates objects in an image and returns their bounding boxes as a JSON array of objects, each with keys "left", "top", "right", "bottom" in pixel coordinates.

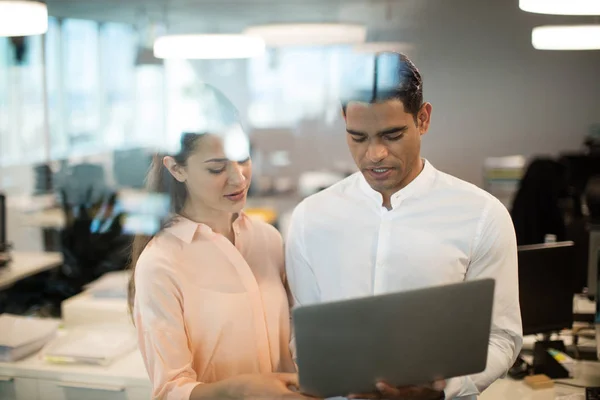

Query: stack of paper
[
  {"left": 42, "top": 326, "right": 136, "bottom": 366},
  {"left": 0, "top": 314, "right": 60, "bottom": 362},
  {"left": 84, "top": 271, "right": 129, "bottom": 299}
]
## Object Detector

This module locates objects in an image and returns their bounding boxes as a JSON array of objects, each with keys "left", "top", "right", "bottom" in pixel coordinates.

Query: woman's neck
[{"left": 180, "top": 202, "right": 236, "bottom": 241}]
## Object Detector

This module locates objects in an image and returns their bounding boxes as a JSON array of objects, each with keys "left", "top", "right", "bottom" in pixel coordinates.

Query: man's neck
[{"left": 381, "top": 158, "right": 425, "bottom": 209}]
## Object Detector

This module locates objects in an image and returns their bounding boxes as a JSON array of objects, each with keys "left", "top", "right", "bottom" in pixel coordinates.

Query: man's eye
[
  {"left": 238, "top": 157, "right": 251, "bottom": 164},
  {"left": 208, "top": 168, "right": 225, "bottom": 174},
  {"left": 351, "top": 137, "right": 367, "bottom": 143},
  {"left": 385, "top": 135, "right": 403, "bottom": 141}
]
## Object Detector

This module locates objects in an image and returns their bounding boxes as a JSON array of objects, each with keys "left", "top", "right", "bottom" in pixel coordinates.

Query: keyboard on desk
[{"left": 587, "top": 387, "right": 600, "bottom": 400}]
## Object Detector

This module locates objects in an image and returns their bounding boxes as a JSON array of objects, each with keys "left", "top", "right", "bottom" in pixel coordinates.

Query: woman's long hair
[
  {"left": 127, "top": 84, "right": 242, "bottom": 316},
  {"left": 127, "top": 133, "right": 204, "bottom": 315}
]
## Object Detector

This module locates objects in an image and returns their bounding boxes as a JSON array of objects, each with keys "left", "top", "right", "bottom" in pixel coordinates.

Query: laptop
[{"left": 292, "top": 279, "right": 495, "bottom": 398}]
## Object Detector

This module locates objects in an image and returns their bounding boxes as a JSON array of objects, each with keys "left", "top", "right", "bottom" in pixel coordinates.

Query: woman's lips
[{"left": 224, "top": 188, "right": 246, "bottom": 202}]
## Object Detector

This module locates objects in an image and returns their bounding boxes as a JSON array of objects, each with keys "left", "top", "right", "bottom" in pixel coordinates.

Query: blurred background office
[{"left": 0, "top": 1, "right": 600, "bottom": 399}]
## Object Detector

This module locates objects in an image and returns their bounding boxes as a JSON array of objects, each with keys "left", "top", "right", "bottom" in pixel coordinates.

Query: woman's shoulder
[{"left": 135, "top": 233, "right": 183, "bottom": 277}]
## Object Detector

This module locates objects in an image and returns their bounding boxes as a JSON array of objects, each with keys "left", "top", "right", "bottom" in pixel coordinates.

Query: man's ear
[
  {"left": 163, "top": 156, "right": 186, "bottom": 183},
  {"left": 417, "top": 102, "right": 432, "bottom": 135}
]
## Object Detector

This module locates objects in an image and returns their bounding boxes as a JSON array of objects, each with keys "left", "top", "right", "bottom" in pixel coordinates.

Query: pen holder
[{"left": 532, "top": 340, "right": 570, "bottom": 379}]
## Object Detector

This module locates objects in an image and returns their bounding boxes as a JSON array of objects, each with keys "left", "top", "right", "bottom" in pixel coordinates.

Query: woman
[{"left": 128, "top": 87, "right": 306, "bottom": 400}]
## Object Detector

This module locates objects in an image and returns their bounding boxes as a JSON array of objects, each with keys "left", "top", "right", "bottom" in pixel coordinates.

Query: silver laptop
[{"left": 292, "top": 279, "right": 495, "bottom": 398}]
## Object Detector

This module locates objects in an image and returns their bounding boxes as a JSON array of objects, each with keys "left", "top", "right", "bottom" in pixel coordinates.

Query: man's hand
[{"left": 348, "top": 380, "right": 445, "bottom": 400}]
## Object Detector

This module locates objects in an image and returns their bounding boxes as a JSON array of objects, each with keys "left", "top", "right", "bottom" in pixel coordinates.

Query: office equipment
[
  {"left": 519, "top": 242, "right": 576, "bottom": 336},
  {"left": 518, "top": 242, "right": 576, "bottom": 378},
  {"left": 587, "top": 387, "right": 600, "bottom": 400},
  {"left": 0, "top": 193, "right": 10, "bottom": 268},
  {"left": 559, "top": 153, "right": 600, "bottom": 297},
  {"left": 62, "top": 275, "right": 129, "bottom": 329},
  {"left": 0, "top": 314, "right": 59, "bottom": 362},
  {"left": 293, "top": 279, "right": 495, "bottom": 398},
  {"left": 0, "top": 327, "right": 151, "bottom": 400},
  {"left": 42, "top": 327, "right": 136, "bottom": 366},
  {"left": 586, "top": 176, "right": 600, "bottom": 302}
]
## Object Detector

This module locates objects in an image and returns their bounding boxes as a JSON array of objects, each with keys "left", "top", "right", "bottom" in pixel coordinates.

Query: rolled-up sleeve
[
  {"left": 445, "top": 198, "right": 523, "bottom": 399},
  {"left": 134, "top": 248, "right": 201, "bottom": 400}
]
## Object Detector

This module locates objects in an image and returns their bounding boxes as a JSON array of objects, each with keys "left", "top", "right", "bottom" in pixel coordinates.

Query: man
[{"left": 285, "top": 52, "right": 522, "bottom": 400}]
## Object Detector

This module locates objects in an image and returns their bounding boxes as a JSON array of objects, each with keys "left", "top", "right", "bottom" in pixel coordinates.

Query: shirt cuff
[
  {"left": 157, "top": 380, "right": 202, "bottom": 400},
  {"left": 443, "top": 376, "right": 479, "bottom": 400}
]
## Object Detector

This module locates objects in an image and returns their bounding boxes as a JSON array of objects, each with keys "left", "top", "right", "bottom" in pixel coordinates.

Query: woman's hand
[{"left": 205, "top": 372, "right": 320, "bottom": 400}]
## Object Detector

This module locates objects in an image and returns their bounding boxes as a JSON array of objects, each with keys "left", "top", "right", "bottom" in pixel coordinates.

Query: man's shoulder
[
  {"left": 300, "top": 172, "right": 360, "bottom": 209},
  {"left": 433, "top": 169, "right": 503, "bottom": 208}
]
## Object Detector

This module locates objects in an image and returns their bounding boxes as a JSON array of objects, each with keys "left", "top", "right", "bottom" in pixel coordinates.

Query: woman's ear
[{"left": 163, "top": 156, "right": 186, "bottom": 183}]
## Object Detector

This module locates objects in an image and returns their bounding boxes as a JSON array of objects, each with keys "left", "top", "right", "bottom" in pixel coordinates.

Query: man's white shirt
[{"left": 285, "top": 159, "right": 523, "bottom": 399}]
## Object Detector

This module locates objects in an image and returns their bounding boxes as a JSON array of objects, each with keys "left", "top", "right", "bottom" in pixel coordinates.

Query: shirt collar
[
  {"left": 164, "top": 212, "right": 247, "bottom": 243},
  {"left": 357, "top": 159, "right": 437, "bottom": 209}
]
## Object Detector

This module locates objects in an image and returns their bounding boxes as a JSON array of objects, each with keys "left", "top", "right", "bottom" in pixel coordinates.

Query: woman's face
[{"left": 165, "top": 133, "right": 252, "bottom": 214}]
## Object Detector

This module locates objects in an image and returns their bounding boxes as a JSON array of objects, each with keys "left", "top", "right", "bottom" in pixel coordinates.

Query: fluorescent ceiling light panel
[
  {"left": 532, "top": 25, "right": 600, "bottom": 50},
  {"left": 0, "top": 1, "right": 48, "bottom": 37},
  {"left": 520, "top": 0, "right": 600, "bottom": 15},
  {"left": 153, "top": 34, "right": 265, "bottom": 59},
  {"left": 243, "top": 23, "right": 367, "bottom": 47}
]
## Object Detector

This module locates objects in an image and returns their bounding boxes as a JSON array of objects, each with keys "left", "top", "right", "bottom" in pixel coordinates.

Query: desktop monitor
[
  {"left": 0, "top": 193, "right": 5, "bottom": 250},
  {"left": 518, "top": 241, "right": 575, "bottom": 336}
]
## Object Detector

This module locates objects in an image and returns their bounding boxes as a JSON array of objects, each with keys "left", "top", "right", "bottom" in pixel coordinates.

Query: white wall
[
  {"left": 411, "top": 0, "right": 600, "bottom": 185},
  {"left": 184, "top": 0, "right": 600, "bottom": 187}
]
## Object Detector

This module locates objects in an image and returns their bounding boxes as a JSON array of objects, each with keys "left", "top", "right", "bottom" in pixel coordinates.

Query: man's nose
[{"left": 366, "top": 142, "right": 388, "bottom": 163}]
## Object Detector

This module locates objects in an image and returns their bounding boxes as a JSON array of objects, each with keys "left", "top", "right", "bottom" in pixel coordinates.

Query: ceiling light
[
  {"left": 153, "top": 34, "right": 265, "bottom": 59},
  {"left": 243, "top": 23, "right": 366, "bottom": 47},
  {"left": 353, "top": 42, "right": 415, "bottom": 54},
  {"left": 532, "top": 25, "right": 600, "bottom": 50},
  {"left": 519, "top": 0, "right": 600, "bottom": 15},
  {"left": 0, "top": 1, "right": 48, "bottom": 37}
]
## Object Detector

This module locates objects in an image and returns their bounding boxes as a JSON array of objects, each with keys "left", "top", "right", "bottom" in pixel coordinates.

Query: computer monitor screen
[
  {"left": 518, "top": 242, "right": 575, "bottom": 336},
  {"left": 0, "top": 193, "right": 5, "bottom": 248}
]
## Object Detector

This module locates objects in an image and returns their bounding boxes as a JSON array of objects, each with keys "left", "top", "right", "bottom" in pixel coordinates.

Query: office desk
[
  {"left": 0, "top": 252, "right": 62, "bottom": 290},
  {"left": 482, "top": 361, "right": 600, "bottom": 400},
  {"left": 21, "top": 208, "right": 64, "bottom": 229},
  {"left": 0, "top": 346, "right": 151, "bottom": 400}
]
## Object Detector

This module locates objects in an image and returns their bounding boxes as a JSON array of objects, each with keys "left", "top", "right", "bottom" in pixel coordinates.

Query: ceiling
[{"left": 45, "top": 0, "right": 425, "bottom": 36}]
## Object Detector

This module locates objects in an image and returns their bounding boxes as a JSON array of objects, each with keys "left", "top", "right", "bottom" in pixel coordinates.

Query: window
[{"left": 62, "top": 19, "right": 100, "bottom": 153}]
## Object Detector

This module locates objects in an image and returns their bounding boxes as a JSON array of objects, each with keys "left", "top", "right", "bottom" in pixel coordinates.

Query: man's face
[{"left": 344, "top": 99, "right": 432, "bottom": 198}]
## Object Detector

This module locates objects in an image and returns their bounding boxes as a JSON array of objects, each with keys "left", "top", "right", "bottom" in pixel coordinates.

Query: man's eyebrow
[
  {"left": 346, "top": 129, "right": 366, "bottom": 136},
  {"left": 346, "top": 126, "right": 408, "bottom": 136},
  {"left": 378, "top": 126, "right": 407, "bottom": 136}
]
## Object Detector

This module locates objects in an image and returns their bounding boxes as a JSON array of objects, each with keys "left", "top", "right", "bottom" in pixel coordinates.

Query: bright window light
[
  {"left": 153, "top": 34, "right": 265, "bottom": 59},
  {"left": 532, "top": 25, "right": 600, "bottom": 50},
  {"left": 520, "top": 0, "right": 600, "bottom": 15},
  {"left": 242, "top": 23, "right": 366, "bottom": 47},
  {"left": 0, "top": 1, "right": 48, "bottom": 37}
]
